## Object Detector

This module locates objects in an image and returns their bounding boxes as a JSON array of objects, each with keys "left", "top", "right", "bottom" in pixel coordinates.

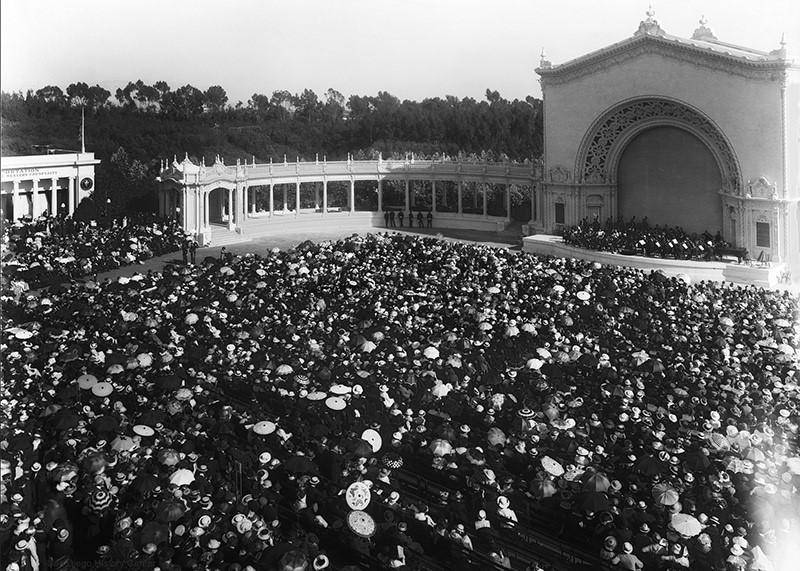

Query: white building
[
  {"left": 1, "top": 152, "right": 101, "bottom": 221},
  {"left": 535, "top": 10, "right": 799, "bottom": 264}
]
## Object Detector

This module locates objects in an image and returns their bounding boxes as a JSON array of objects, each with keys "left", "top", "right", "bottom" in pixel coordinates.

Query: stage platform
[{"left": 522, "top": 234, "right": 786, "bottom": 288}]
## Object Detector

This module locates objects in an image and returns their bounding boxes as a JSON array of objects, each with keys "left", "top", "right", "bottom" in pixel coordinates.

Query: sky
[{"left": 1, "top": 0, "right": 797, "bottom": 104}]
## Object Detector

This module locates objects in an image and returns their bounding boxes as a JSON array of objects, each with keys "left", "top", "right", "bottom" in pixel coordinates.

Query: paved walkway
[
  {"left": 38, "top": 224, "right": 798, "bottom": 296},
  {"left": 83, "top": 226, "right": 521, "bottom": 284}
]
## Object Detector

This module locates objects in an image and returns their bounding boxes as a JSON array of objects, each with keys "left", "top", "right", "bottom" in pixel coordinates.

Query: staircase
[{"left": 207, "top": 225, "right": 251, "bottom": 247}]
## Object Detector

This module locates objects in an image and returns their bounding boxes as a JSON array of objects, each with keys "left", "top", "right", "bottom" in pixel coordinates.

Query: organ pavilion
[{"left": 535, "top": 9, "right": 800, "bottom": 264}]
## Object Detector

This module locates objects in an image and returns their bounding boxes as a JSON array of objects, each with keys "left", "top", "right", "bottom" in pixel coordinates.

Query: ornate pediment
[
  {"left": 747, "top": 176, "right": 778, "bottom": 199},
  {"left": 549, "top": 166, "right": 571, "bottom": 183}
]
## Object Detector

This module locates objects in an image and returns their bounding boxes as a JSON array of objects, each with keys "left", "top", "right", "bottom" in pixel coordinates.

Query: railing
[{"left": 161, "top": 158, "right": 541, "bottom": 186}]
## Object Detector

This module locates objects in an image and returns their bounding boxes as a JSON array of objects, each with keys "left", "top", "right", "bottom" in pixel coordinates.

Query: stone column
[
  {"left": 269, "top": 184, "right": 274, "bottom": 217},
  {"left": 243, "top": 184, "right": 249, "bottom": 218},
  {"left": 315, "top": 186, "right": 320, "bottom": 210},
  {"left": 227, "top": 187, "right": 234, "bottom": 230},
  {"left": 431, "top": 180, "right": 437, "bottom": 213},
  {"left": 457, "top": 180, "right": 463, "bottom": 215},
  {"left": 377, "top": 179, "right": 383, "bottom": 212},
  {"left": 50, "top": 178, "right": 57, "bottom": 216},
  {"left": 505, "top": 184, "right": 512, "bottom": 222},
  {"left": 31, "top": 179, "right": 42, "bottom": 218},
  {"left": 410, "top": 181, "right": 416, "bottom": 208},
  {"left": 349, "top": 179, "right": 355, "bottom": 213},
  {"left": 322, "top": 179, "right": 328, "bottom": 216},
  {"left": 68, "top": 177, "right": 75, "bottom": 216},
  {"left": 11, "top": 180, "right": 23, "bottom": 221},
  {"left": 283, "top": 186, "right": 288, "bottom": 211},
  {"left": 404, "top": 179, "right": 410, "bottom": 213},
  {"left": 295, "top": 181, "right": 300, "bottom": 216},
  {"left": 204, "top": 192, "right": 209, "bottom": 229},
  {"left": 482, "top": 183, "right": 488, "bottom": 218}
]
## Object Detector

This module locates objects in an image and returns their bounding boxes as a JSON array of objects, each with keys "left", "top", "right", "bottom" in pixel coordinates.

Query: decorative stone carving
[
  {"left": 538, "top": 37, "right": 788, "bottom": 86},
  {"left": 691, "top": 16, "right": 717, "bottom": 42},
  {"left": 634, "top": 6, "right": 665, "bottom": 37},
  {"left": 747, "top": 176, "right": 778, "bottom": 199},
  {"left": 578, "top": 98, "right": 741, "bottom": 193},
  {"left": 213, "top": 155, "right": 226, "bottom": 176},
  {"left": 585, "top": 172, "right": 606, "bottom": 184},
  {"left": 549, "top": 166, "right": 571, "bottom": 183}
]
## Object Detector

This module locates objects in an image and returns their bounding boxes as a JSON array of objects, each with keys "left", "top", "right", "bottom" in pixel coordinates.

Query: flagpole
[{"left": 80, "top": 106, "right": 86, "bottom": 153}]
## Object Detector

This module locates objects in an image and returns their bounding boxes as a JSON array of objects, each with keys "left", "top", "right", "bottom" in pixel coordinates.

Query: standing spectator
[
  {"left": 389, "top": 210, "right": 396, "bottom": 228},
  {"left": 611, "top": 542, "right": 644, "bottom": 570},
  {"left": 384, "top": 211, "right": 390, "bottom": 228},
  {"left": 181, "top": 239, "right": 188, "bottom": 264},
  {"left": 398, "top": 211, "right": 405, "bottom": 227},
  {"left": 427, "top": 211, "right": 433, "bottom": 228},
  {"left": 189, "top": 239, "right": 198, "bottom": 264},
  {"left": 417, "top": 211, "right": 424, "bottom": 228}
]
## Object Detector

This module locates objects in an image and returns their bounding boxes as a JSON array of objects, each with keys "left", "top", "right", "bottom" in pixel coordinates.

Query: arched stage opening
[{"left": 617, "top": 125, "right": 723, "bottom": 235}]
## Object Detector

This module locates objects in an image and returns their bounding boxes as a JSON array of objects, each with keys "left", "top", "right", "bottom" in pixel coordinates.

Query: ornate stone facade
[
  {"left": 577, "top": 97, "right": 742, "bottom": 193},
  {"left": 535, "top": 10, "right": 799, "bottom": 265}
]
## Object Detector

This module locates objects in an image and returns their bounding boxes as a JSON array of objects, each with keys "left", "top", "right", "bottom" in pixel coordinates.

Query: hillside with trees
[{"left": 1, "top": 81, "right": 542, "bottom": 214}]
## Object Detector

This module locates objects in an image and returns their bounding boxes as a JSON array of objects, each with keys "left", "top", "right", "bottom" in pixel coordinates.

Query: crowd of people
[
  {"left": 1, "top": 232, "right": 798, "bottom": 571},
  {"left": 563, "top": 219, "right": 734, "bottom": 262},
  {"left": 1, "top": 215, "right": 186, "bottom": 291}
]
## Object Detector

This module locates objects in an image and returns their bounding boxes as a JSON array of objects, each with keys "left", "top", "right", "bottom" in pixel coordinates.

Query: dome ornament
[
  {"left": 539, "top": 47, "right": 552, "bottom": 70},
  {"left": 635, "top": 4, "right": 665, "bottom": 37},
  {"left": 691, "top": 15, "right": 717, "bottom": 41}
]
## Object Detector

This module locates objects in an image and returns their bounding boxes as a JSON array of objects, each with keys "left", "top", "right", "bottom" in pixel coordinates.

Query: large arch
[
  {"left": 575, "top": 96, "right": 742, "bottom": 194},
  {"left": 617, "top": 126, "right": 723, "bottom": 233}
]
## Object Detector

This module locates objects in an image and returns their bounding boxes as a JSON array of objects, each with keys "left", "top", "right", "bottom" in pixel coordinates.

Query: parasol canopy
[
  {"left": 670, "top": 513, "right": 702, "bottom": 537},
  {"left": 652, "top": 482, "right": 680, "bottom": 506},
  {"left": 325, "top": 396, "right": 347, "bottom": 411},
  {"left": 361, "top": 429, "right": 382, "bottom": 453},
  {"left": 158, "top": 449, "right": 181, "bottom": 466},
  {"left": 582, "top": 472, "right": 611, "bottom": 493},
  {"left": 253, "top": 421, "right": 277, "bottom": 435},
  {"left": 532, "top": 478, "right": 558, "bottom": 499},
  {"left": 91, "top": 382, "right": 114, "bottom": 397},
  {"left": 169, "top": 468, "right": 195, "bottom": 486},
  {"left": 487, "top": 427, "right": 506, "bottom": 447},
  {"left": 156, "top": 499, "right": 186, "bottom": 522},
  {"left": 110, "top": 435, "right": 138, "bottom": 452},
  {"left": 429, "top": 439, "right": 453, "bottom": 457},
  {"left": 382, "top": 452, "right": 403, "bottom": 470},
  {"left": 77, "top": 374, "right": 99, "bottom": 389},
  {"left": 345, "top": 481, "right": 372, "bottom": 510},
  {"left": 541, "top": 456, "right": 565, "bottom": 477}
]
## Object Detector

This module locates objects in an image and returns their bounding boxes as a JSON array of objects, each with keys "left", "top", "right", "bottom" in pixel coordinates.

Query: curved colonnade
[{"left": 157, "top": 156, "right": 542, "bottom": 245}]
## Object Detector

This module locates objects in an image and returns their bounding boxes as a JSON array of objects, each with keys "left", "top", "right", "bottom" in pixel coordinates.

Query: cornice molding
[{"left": 537, "top": 36, "right": 790, "bottom": 86}]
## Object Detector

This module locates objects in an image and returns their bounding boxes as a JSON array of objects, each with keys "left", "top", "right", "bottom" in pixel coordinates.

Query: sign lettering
[{"left": 2, "top": 168, "right": 60, "bottom": 180}]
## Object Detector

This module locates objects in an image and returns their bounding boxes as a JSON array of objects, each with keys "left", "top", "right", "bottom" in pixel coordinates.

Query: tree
[
  {"left": 324, "top": 88, "right": 345, "bottom": 123},
  {"left": 294, "top": 89, "right": 320, "bottom": 123},
  {"left": 204, "top": 85, "right": 228, "bottom": 113},
  {"left": 270, "top": 90, "right": 294, "bottom": 121},
  {"left": 133, "top": 81, "right": 160, "bottom": 112},
  {"left": 162, "top": 84, "right": 205, "bottom": 119},
  {"left": 34, "top": 85, "right": 66, "bottom": 107}
]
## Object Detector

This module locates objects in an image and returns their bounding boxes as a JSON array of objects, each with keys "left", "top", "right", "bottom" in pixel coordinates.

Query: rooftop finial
[
  {"left": 692, "top": 14, "right": 717, "bottom": 41},
  {"left": 781, "top": 32, "right": 786, "bottom": 48},
  {"left": 635, "top": 4, "right": 665, "bottom": 37},
  {"left": 538, "top": 47, "right": 552, "bottom": 69}
]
